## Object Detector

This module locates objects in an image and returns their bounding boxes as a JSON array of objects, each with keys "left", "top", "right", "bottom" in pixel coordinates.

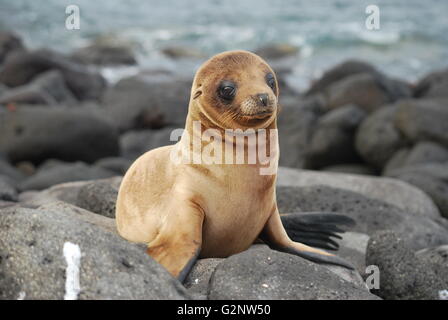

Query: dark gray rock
[
  {"left": 94, "top": 157, "right": 132, "bottom": 175},
  {"left": 0, "top": 200, "right": 16, "bottom": 209},
  {"left": 322, "top": 164, "right": 376, "bottom": 176},
  {"left": 185, "top": 258, "right": 223, "bottom": 297},
  {"left": 324, "top": 73, "right": 411, "bottom": 113},
  {"left": 366, "top": 231, "right": 446, "bottom": 300},
  {"left": 0, "top": 205, "right": 190, "bottom": 299},
  {"left": 382, "top": 148, "right": 411, "bottom": 175},
  {"left": 394, "top": 99, "right": 448, "bottom": 148},
  {"left": 120, "top": 127, "right": 178, "bottom": 160},
  {"left": 405, "top": 141, "right": 448, "bottom": 165},
  {"left": 416, "top": 245, "right": 448, "bottom": 289},
  {"left": 305, "top": 105, "right": 366, "bottom": 169},
  {"left": 386, "top": 163, "right": 448, "bottom": 219},
  {"left": 277, "top": 95, "right": 326, "bottom": 168},
  {"left": 0, "top": 85, "right": 55, "bottom": 105},
  {"left": 0, "top": 158, "right": 24, "bottom": 182},
  {"left": 276, "top": 185, "right": 448, "bottom": 251},
  {"left": 0, "top": 175, "right": 17, "bottom": 201},
  {"left": 324, "top": 73, "right": 389, "bottom": 113},
  {"left": 305, "top": 60, "right": 378, "bottom": 96},
  {"left": 72, "top": 44, "right": 136, "bottom": 66},
  {"left": 337, "top": 232, "right": 370, "bottom": 273},
  {"left": 18, "top": 177, "right": 122, "bottom": 209},
  {"left": 18, "top": 161, "right": 116, "bottom": 191},
  {"left": 76, "top": 180, "right": 119, "bottom": 218},
  {"left": 384, "top": 142, "right": 448, "bottom": 175},
  {"left": 102, "top": 72, "right": 191, "bottom": 131},
  {"left": 277, "top": 167, "right": 441, "bottom": 219},
  {"left": 355, "top": 106, "right": 408, "bottom": 169},
  {"left": 0, "top": 106, "right": 119, "bottom": 164},
  {"left": 414, "top": 68, "right": 448, "bottom": 98},
  {"left": 0, "top": 70, "right": 78, "bottom": 106},
  {"left": 0, "top": 31, "right": 25, "bottom": 64},
  {"left": 0, "top": 49, "right": 105, "bottom": 100},
  {"left": 208, "top": 245, "right": 378, "bottom": 300}
]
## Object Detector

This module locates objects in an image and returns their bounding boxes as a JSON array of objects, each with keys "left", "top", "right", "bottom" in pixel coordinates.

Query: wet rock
[
  {"left": 18, "top": 161, "right": 116, "bottom": 191},
  {"left": 366, "top": 231, "right": 446, "bottom": 300},
  {"left": 120, "top": 127, "right": 178, "bottom": 160},
  {"left": 208, "top": 245, "right": 378, "bottom": 300},
  {"left": 0, "top": 205, "right": 190, "bottom": 299},
  {"left": 0, "top": 49, "right": 105, "bottom": 100},
  {"left": 355, "top": 106, "right": 408, "bottom": 169},
  {"left": 102, "top": 73, "right": 191, "bottom": 131},
  {"left": 414, "top": 68, "right": 448, "bottom": 98},
  {"left": 305, "top": 105, "right": 366, "bottom": 169},
  {"left": 394, "top": 99, "right": 448, "bottom": 148},
  {"left": 0, "top": 70, "right": 78, "bottom": 106},
  {"left": 276, "top": 184, "right": 448, "bottom": 250},
  {"left": 0, "top": 106, "right": 119, "bottom": 164},
  {"left": 76, "top": 180, "right": 119, "bottom": 218},
  {"left": 0, "top": 31, "right": 25, "bottom": 64}
]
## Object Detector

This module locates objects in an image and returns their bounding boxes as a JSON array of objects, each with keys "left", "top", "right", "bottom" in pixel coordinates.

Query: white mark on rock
[
  {"left": 439, "top": 289, "right": 448, "bottom": 300},
  {"left": 63, "top": 242, "right": 81, "bottom": 300},
  {"left": 262, "top": 283, "right": 269, "bottom": 288},
  {"left": 17, "top": 291, "right": 26, "bottom": 300}
]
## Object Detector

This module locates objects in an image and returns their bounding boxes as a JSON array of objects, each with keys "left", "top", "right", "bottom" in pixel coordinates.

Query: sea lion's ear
[{"left": 193, "top": 90, "right": 202, "bottom": 99}]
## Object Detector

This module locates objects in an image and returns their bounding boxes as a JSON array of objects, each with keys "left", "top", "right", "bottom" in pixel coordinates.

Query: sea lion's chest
[{"left": 182, "top": 164, "right": 276, "bottom": 257}]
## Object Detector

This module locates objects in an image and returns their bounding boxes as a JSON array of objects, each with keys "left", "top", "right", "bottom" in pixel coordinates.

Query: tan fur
[{"left": 116, "top": 50, "right": 332, "bottom": 278}]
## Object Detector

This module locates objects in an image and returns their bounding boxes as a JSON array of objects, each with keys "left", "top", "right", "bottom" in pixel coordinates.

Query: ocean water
[{"left": 1, "top": 0, "right": 447, "bottom": 89}]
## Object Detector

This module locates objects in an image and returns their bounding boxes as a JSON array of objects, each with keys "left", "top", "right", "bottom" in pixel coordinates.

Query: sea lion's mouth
[{"left": 247, "top": 110, "right": 274, "bottom": 120}]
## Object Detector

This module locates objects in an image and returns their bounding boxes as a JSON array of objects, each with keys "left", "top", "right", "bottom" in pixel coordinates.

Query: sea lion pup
[{"left": 116, "top": 50, "right": 354, "bottom": 281}]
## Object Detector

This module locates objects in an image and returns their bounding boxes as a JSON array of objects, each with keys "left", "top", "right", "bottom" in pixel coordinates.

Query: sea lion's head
[{"left": 189, "top": 50, "right": 279, "bottom": 130}]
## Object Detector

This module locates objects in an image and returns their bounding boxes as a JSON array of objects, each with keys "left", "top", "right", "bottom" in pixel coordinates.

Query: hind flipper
[
  {"left": 281, "top": 212, "right": 355, "bottom": 251},
  {"left": 260, "top": 209, "right": 355, "bottom": 270}
]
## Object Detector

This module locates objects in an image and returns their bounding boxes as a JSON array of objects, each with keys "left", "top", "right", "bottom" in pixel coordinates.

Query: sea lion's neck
[{"left": 179, "top": 106, "right": 279, "bottom": 169}]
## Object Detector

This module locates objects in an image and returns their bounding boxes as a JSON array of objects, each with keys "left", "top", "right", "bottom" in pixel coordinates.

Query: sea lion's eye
[
  {"left": 266, "top": 73, "right": 276, "bottom": 90},
  {"left": 218, "top": 81, "right": 236, "bottom": 101}
]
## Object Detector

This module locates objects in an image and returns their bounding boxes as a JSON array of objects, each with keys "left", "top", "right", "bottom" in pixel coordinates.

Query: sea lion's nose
[{"left": 257, "top": 93, "right": 269, "bottom": 107}]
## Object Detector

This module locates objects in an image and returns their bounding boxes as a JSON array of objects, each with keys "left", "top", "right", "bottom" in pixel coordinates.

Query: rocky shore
[{"left": 1, "top": 31, "right": 448, "bottom": 300}]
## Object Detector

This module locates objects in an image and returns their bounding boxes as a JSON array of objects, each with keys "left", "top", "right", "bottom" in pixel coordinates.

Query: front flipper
[
  {"left": 146, "top": 200, "right": 204, "bottom": 283},
  {"left": 280, "top": 212, "right": 355, "bottom": 251},
  {"left": 260, "top": 210, "right": 355, "bottom": 270}
]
